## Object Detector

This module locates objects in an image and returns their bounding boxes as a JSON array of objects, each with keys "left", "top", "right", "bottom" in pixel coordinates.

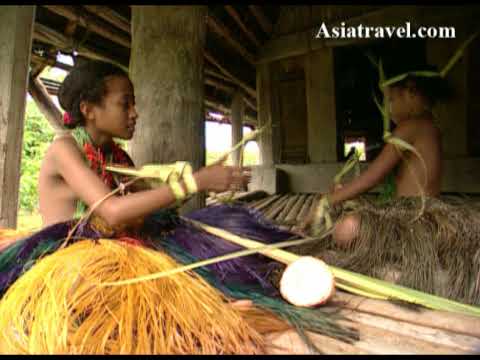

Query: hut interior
[{"left": 1, "top": 4, "right": 480, "bottom": 354}]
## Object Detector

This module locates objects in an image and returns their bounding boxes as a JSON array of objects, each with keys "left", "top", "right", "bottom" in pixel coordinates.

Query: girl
[
  {"left": 0, "top": 61, "right": 348, "bottom": 354},
  {"left": 27, "top": 60, "right": 295, "bottom": 293},
  {"left": 39, "top": 60, "right": 249, "bottom": 228},
  {"left": 296, "top": 58, "right": 480, "bottom": 306}
]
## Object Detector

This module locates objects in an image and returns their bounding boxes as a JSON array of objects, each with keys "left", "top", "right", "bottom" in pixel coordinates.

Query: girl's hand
[
  {"left": 230, "top": 299, "right": 253, "bottom": 309},
  {"left": 194, "top": 164, "right": 251, "bottom": 193},
  {"left": 331, "top": 183, "right": 343, "bottom": 193}
]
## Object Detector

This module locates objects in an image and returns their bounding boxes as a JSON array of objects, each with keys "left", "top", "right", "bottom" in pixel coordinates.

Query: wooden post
[
  {"left": 305, "top": 48, "right": 337, "bottom": 162},
  {"left": 231, "top": 90, "right": 244, "bottom": 166},
  {"left": 129, "top": 6, "right": 207, "bottom": 212},
  {"left": 256, "top": 63, "right": 280, "bottom": 165},
  {"left": 0, "top": 6, "right": 36, "bottom": 228}
]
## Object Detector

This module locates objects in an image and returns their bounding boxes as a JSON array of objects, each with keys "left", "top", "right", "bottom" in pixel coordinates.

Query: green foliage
[{"left": 19, "top": 100, "right": 55, "bottom": 213}]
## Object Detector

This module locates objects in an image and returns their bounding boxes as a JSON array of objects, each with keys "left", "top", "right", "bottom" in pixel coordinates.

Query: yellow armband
[
  {"left": 169, "top": 181, "right": 186, "bottom": 201},
  {"left": 183, "top": 172, "right": 198, "bottom": 195}
]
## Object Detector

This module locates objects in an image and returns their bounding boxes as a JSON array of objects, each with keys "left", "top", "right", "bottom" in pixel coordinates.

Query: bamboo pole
[
  {"left": 285, "top": 194, "right": 307, "bottom": 225},
  {"left": 296, "top": 194, "right": 316, "bottom": 222},
  {"left": 264, "top": 194, "right": 291, "bottom": 221},
  {"left": 275, "top": 194, "right": 301, "bottom": 224},
  {"left": 247, "top": 194, "right": 280, "bottom": 210},
  {"left": 252, "top": 194, "right": 282, "bottom": 212},
  {"left": 233, "top": 190, "right": 268, "bottom": 203}
]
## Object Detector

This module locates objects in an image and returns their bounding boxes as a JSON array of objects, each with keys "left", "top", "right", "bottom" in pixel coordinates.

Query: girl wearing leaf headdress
[
  {"left": 298, "top": 52, "right": 480, "bottom": 306},
  {"left": 324, "top": 57, "right": 449, "bottom": 246}
]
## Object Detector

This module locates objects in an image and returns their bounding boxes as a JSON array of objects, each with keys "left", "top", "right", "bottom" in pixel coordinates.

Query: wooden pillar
[
  {"left": 231, "top": 90, "right": 244, "bottom": 166},
  {"left": 305, "top": 48, "right": 337, "bottom": 163},
  {"left": 0, "top": 6, "right": 35, "bottom": 228},
  {"left": 129, "top": 6, "right": 207, "bottom": 212},
  {"left": 256, "top": 62, "right": 280, "bottom": 165}
]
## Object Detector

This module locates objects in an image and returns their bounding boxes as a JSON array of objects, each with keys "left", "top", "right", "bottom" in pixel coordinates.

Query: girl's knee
[{"left": 333, "top": 214, "right": 360, "bottom": 248}]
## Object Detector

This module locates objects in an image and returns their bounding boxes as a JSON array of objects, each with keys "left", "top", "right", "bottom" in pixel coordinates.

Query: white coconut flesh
[{"left": 280, "top": 256, "right": 335, "bottom": 307}]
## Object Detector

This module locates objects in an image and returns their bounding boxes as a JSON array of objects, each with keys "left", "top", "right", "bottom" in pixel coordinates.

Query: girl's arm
[
  {"left": 328, "top": 121, "right": 414, "bottom": 205},
  {"left": 51, "top": 136, "right": 240, "bottom": 227}
]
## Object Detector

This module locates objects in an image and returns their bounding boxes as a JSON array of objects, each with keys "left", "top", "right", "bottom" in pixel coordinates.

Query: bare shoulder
[
  {"left": 47, "top": 133, "right": 84, "bottom": 163},
  {"left": 41, "top": 135, "right": 88, "bottom": 180},
  {"left": 395, "top": 117, "right": 440, "bottom": 142},
  {"left": 418, "top": 117, "right": 442, "bottom": 139}
]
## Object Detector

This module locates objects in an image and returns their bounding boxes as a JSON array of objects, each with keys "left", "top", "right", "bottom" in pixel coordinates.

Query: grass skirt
[
  {"left": 296, "top": 196, "right": 480, "bottom": 305},
  {"left": 0, "top": 204, "right": 356, "bottom": 354}
]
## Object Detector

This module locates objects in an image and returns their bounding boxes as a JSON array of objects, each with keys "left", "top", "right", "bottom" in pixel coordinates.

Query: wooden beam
[
  {"left": 64, "top": 19, "right": 77, "bottom": 37},
  {"left": 242, "top": 96, "right": 257, "bottom": 113},
  {"left": 205, "top": 76, "right": 235, "bottom": 94},
  {"left": 206, "top": 14, "right": 255, "bottom": 65},
  {"left": 33, "top": 23, "right": 128, "bottom": 71},
  {"left": 83, "top": 5, "right": 131, "bottom": 34},
  {"left": 205, "top": 97, "right": 231, "bottom": 114},
  {"left": 43, "top": 5, "right": 131, "bottom": 49},
  {"left": 204, "top": 50, "right": 256, "bottom": 99},
  {"left": 204, "top": 75, "right": 257, "bottom": 113},
  {"left": 28, "top": 75, "right": 64, "bottom": 131},
  {"left": 224, "top": 5, "right": 261, "bottom": 48},
  {"left": 205, "top": 67, "right": 236, "bottom": 83},
  {"left": 31, "top": 53, "right": 73, "bottom": 72},
  {"left": 248, "top": 5, "right": 273, "bottom": 35},
  {"left": 205, "top": 97, "right": 257, "bottom": 125},
  {"left": 205, "top": 68, "right": 258, "bottom": 111}
]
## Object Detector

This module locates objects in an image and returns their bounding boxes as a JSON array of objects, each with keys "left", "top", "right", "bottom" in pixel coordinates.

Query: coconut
[{"left": 280, "top": 256, "right": 335, "bottom": 307}]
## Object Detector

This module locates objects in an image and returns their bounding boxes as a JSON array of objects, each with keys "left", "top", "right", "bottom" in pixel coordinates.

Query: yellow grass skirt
[{"left": 0, "top": 238, "right": 270, "bottom": 354}]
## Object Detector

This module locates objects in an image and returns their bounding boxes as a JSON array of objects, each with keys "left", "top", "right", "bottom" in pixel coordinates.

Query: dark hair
[
  {"left": 58, "top": 60, "right": 129, "bottom": 129},
  {"left": 383, "top": 56, "right": 453, "bottom": 105}
]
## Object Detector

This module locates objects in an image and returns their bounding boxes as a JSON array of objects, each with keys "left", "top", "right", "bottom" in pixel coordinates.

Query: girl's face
[{"left": 89, "top": 75, "right": 138, "bottom": 140}]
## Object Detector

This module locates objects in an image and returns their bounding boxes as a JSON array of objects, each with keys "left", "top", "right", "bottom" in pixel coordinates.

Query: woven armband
[
  {"left": 183, "top": 173, "right": 198, "bottom": 195},
  {"left": 169, "top": 181, "right": 186, "bottom": 201}
]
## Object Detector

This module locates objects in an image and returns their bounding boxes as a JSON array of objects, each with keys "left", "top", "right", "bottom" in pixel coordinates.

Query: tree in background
[{"left": 19, "top": 100, "right": 55, "bottom": 215}]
